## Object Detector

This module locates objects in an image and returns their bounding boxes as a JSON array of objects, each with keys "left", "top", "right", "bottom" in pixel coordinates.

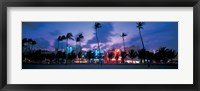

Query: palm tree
[
  {"left": 154, "top": 47, "right": 169, "bottom": 63},
  {"left": 145, "top": 51, "right": 154, "bottom": 67},
  {"left": 68, "top": 50, "right": 76, "bottom": 63},
  {"left": 137, "top": 48, "right": 146, "bottom": 64},
  {"left": 86, "top": 50, "right": 95, "bottom": 63},
  {"left": 166, "top": 49, "right": 177, "bottom": 62},
  {"left": 121, "top": 51, "right": 127, "bottom": 64},
  {"left": 57, "top": 36, "right": 62, "bottom": 51},
  {"left": 27, "top": 38, "right": 33, "bottom": 52},
  {"left": 75, "top": 37, "right": 80, "bottom": 54},
  {"left": 120, "top": 32, "right": 127, "bottom": 52},
  {"left": 94, "top": 22, "right": 102, "bottom": 64},
  {"left": 66, "top": 33, "right": 74, "bottom": 49},
  {"left": 77, "top": 33, "right": 84, "bottom": 53},
  {"left": 154, "top": 47, "right": 177, "bottom": 63},
  {"left": 65, "top": 33, "right": 74, "bottom": 64},
  {"left": 128, "top": 49, "right": 137, "bottom": 63},
  {"left": 136, "top": 22, "right": 145, "bottom": 49},
  {"left": 78, "top": 33, "right": 84, "bottom": 47}
]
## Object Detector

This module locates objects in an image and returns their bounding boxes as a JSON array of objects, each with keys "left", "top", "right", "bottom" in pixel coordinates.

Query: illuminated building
[
  {"left": 89, "top": 49, "right": 105, "bottom": 63},
  {"left": 93, "top": 49, "right": 104, "bottom": 57},
  {"left": 65, "top": 45, "right": 82, "bottom": 54},
  {"left": 66, "top": 46, "right": 73, "bottom": 53},
  {"left": 104, "top": 49, "right": 122, "bottom": 64}
]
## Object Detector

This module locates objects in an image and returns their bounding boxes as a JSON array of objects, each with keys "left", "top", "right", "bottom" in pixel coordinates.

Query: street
[{"left": 22, "top": 64, "right": 178, "bottom": 69}]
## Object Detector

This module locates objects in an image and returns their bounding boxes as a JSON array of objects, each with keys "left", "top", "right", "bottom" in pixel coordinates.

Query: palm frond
[
  {"left": 94, "top": 22, "right": 102, "bottom": 29},
  {"left": 136, "top": 22, "right": 145, "bottom": 29}
]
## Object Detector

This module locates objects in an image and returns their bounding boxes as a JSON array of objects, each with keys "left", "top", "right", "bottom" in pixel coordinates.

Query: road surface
[{"left": 22, "top": 64, "right": 178, "bottom": 69}]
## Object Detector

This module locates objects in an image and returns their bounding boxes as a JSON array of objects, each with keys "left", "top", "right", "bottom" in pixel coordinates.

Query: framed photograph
[{"left": 0, "top": 0, "right": 199, "bottom": 91}]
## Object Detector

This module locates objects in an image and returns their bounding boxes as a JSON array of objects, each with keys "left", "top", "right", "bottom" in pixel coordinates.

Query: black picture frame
[{"left": 0, "top": 0, "right": 199, "bottom": 91}]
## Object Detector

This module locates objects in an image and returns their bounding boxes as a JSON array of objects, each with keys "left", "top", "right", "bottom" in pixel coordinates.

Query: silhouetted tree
[
  {"left": 27, "top": 38, "right": 33, "bottom": 52},
  {"left": 166, "top": 49, "right": 177, "bottom": 62},
  {"left": 154, "top": 47, "right": 170, "bottom": 63},
  {"left": 136, "top": 22, "right": 145, "bottom": 49},
  {"left": 32, "top": 50, "right": 44, "bottom": 63},
  {"left": 68, "top": 50, "right": 76, "bottom": 63},
  {"left": 65, "top": 33, "right": 74, "bottom": 64},
  {"left": 27, "top": 38, "right": 33, "bottom": 43},
  {"left": 86, "top": 50, "right": 95, "bottom": 63},
  {"left": 94, "top": 22, "right": 102, "bottom": 64},
  {"left": 46, "top": 53, "right": 55, "bottom": 63},
  {"left": 137, "top": 48, "right": 146, "bottom": 64},
  {"left": 66, "top": 33, "right": 74, "bottom": 48},
  {"left": 108, "top": 52, "right": 114, "bottom": 62},
  {"left": 78, "top": 51, "right": 82, "bottom": 58},
  {"left": 121, "top": 51, "right": 127, "bottom": 64},
  {"left": 145, "top": 51, "right": 154, "bottom": 67},
  {"left": 50, "top": 53, "right": 56, "bottom": 61},
  {"left": 128, "top": 49, "right": 137, "bottom": 63},
  {"left": 75, "top": 37, "right": 80, "bottom": 54},
  {"left": 75, "top": 34, "right": 84, "bottom": 55},
  {"left": 120, "top": 32, "right": 127, "bottom": 52},
  {"left": 78, "top": 33, "right": 84, "bottom": 47},
  {"left": 154, "top": 48, "right": 177, "bottom": 63},
  {"left": 22, "top": 38, "right": 37, "bottom": 53},
  {"left": 145, "top": 51, "right": 154, "bottom": 61},
  {"left": 56, "top": 51, "right": 64, "bottom": 63}
]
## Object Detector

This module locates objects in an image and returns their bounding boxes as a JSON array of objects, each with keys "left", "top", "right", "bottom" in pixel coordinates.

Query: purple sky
[{"left": 22, "top": 22, "right": 178, "bottom": 52}]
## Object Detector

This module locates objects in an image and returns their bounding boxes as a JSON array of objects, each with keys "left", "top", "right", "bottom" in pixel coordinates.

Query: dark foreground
[{"left": 22, "top": 64, "right": 178, "bottom": 69}]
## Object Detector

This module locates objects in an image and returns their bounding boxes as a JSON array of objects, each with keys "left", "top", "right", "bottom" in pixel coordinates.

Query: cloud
[
  {"left": 23, "top": 22, "right": 178, "bottom": 52},
  {"left": 85, "top": 22, "right": 114, "bottom": 49}
]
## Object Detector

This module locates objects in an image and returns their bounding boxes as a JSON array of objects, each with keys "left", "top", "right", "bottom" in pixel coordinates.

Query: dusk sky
[{"left": 22, "top": 22, "right": 178, "bottom": 52}]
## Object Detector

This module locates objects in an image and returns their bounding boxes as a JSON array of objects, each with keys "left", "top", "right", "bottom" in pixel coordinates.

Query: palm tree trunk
[
  {"left": 79, "top": 42, "right": 82, "bottom": 51},
  {"left": 95, "top": 29, "right": 101, "bottom": 65},
  {"left": 66, "top": 39, "right": 68, "bottom": 64},
  {"left": 122, "top": 37, "right": 125, "bottom": 52},
  {"left": 76, "top": 41, "right": 77, "bottom": 54},
  {"left": 139, "top": 28, "right": 145, "bottom": 49},
  {"left": 66, "top": 39, "right": 68, "bottom": 51}
]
